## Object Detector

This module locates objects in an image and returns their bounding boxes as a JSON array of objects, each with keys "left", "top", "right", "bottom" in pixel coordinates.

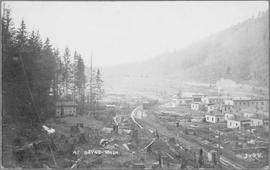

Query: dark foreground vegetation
[{"left": 2, "top": 6, "right": 103, "bottom": 168}]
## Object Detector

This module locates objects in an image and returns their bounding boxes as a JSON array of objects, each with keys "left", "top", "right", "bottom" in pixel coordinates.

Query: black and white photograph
[{"left": 1, "top": 1, "right": 269, "bottom": 169}]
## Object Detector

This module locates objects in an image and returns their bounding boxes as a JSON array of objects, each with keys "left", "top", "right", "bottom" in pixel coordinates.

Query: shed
[{"left": 56, "top": 100, "right": 77, "bottom": 117}]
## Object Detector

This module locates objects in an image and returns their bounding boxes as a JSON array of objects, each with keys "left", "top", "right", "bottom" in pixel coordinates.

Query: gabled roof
[
  {"left": 56, "top": 100, "right": 77, "bottom": 107},
  {"left": 233, "top": 99, "right": 269, "bottom": 102},
  {"left": 192, "top": 94, "right": 206, "bottom": 97},
  {"left": 227, "top": 118, "right": 251, "bottom": 122},
  {"left": 179, "top": 97, "right": 193, "bottom": 99},
  {"left": 205, "top": 110, "right": 223, "bottom": 117},
  {"left": 206, "top": 114, "right": 223, "bottom": 117},
  {"left": 222, "top": 104, "right": 233, "bottom": 107},
  {"left": 192, "top": 102, "right": 201, "bottom": 104},
  {"left": 207, "top": 103, "right": 220, "bottom": 106},
  {"left": 203, "top": 96, "right": 228, "bottom": 99}
]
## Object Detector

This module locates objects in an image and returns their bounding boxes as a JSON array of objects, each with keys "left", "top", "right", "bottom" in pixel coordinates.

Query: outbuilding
[
  {"left": 191, "top": 102, "right": 201, "bottom": 111},
  {"left": 201, "top": 96, "right": 227, "bottom": 104},
  {"left": 233, "top": 99, "right": 269, "bottom": 112},
  {"left": 56, "top": 100, "right": 77, "bottom": 117},
  {"left": 205, "top": 113, "right": 225, "bottom": 123},
  {"left": 224, "top": 113, "right": 235, "bottom": 121},
  {"left": 227, "top": 118, "right": 251, "bottom": 129},
  {"left": 250, "top": 118, "right": 268, "bottom": 127},
  {"left": 206, "top": 103, "right": 220, "bottom": 112}
]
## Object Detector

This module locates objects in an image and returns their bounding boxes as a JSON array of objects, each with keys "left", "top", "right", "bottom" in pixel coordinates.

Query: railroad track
[
  {"left": 131, "top": 106, "right": 246, "bottom": 169},
  {"left": 130, "top": 106, "right": 143, "bottom": 129}
]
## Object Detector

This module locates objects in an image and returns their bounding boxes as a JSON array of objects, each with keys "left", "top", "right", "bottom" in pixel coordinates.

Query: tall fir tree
[
  {"left": 93, "top": 68, "right": 104, "bottom": 107},
  {"left": 62, "top": 47, "right": 72, "bottom": 97}
]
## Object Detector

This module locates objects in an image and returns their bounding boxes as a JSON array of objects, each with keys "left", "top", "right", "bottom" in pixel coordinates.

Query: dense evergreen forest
[
  {"left": 2, "top": 6, "right": 105, "bottom": 167},
  {"left": 2, "top": 7, "right": 104, "bottom": 125}
]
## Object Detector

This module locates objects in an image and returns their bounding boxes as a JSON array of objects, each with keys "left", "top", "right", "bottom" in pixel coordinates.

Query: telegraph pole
[
  {"left": 217, "top": 123, "right": 221, "bottom": 169},
  {"left": 90, "top": 52, "right": 93, "bottom": 108}
]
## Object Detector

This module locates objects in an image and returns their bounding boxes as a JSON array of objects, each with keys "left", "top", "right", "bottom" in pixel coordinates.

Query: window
[
  {"left": 212, "top": 117, "right": 214, "bottom": 121},
  {"left": 230, "top": 122, "right": 232, "bottom": 126},
  {"left": 261, "top": 102, "right": 264, "bottom": 105}
]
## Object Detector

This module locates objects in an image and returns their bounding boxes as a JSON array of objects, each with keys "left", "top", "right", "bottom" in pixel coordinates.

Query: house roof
[
  {"left": 207, "top": 103, "right": 219, "bottom": 106},
  {"left": 227, "top": 118, "right": 250, "bottom": 122},
  {"left": 250, "top": 117, "right": 269, "bottom": 121},
  {"left": 225, "top": 113, "right": 234, "bottom": 115},
  {"left": 192, "top": 94, "right": 206, "bottom": 97},
  {"left": 206, "top": 114, "right": 224, "bottom": 117},
  {"left": 206, "top": 111, "right": 223, "bottom": 117},
  {"left": 203, "top": 96, "right": 228, "bottom": 99},
  {"left": 192, "top": 102, "right": 201, "bottom": 104},
  {"left": 56, "top": 100, "right": 77, "bottom": 107},
  {"left": 233, "top": 99, "right": 269, "bottom": 102},
  {"left": 224, "top": 103, "right": 234, "bottom": 106},
  {"left": 240, "top": 107, "right": 259, "bottom": 113},
  {"left": 206, "top": 114, "right": 223, "bottom": 117},
  {"left": 179, "top": 97, "right": 193, "bottom": 100}
]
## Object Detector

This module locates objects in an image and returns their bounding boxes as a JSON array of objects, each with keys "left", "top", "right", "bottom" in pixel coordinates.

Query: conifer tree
[
  {"left": 93, "top": 68, "right": 104, "bottom": 107},
  {"left": 62, "top": 47, "right": 72, "bottom": 97}
]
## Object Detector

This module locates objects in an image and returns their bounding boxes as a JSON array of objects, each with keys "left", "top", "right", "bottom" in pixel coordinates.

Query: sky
[{"left": 3, "top": 1, "right": 269, "bottom": 67}]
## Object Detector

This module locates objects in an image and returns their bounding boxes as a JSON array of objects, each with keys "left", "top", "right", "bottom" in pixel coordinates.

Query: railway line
[{"left": 130, "top": 106, "right": 247, "bottom": 169}]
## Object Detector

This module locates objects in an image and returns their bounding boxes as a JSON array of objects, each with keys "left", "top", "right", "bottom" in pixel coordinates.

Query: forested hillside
[
  {"left": 104, "top": 10, "right": 269, "bottom": 88},
  {"left": 2, "top": 7, "right": 86, "bottom": 125},
  {"left": 2, "top": 6, "right": 106, "bottom": 168},
  {"left": 180, "top": 10, "right": 269, "bottom": 86}
]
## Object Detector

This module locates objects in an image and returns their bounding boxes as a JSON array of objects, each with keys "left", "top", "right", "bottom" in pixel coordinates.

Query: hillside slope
[
  {"left": 180, "top": 10, "right": 269, "bottom": 86},
  {"left": 102, "top": 10, "right": 269, "bottom": 91}
]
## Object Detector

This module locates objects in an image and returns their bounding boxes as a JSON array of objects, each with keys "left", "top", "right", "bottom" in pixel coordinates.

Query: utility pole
[
  {"left": 217, "top": 123, "right": 221, "bottom": 169},
  {"left": 89, "top": 52, "right": 93, "bottom": 110},
  {"left": 2, "top": 3, "right": 5, "bottom": 19},
  {"left": 193, "top": 151, "right": 197, "bottom": 168},
  {"left": 73, "top": 61, "right": 76, "bottom": 103}
]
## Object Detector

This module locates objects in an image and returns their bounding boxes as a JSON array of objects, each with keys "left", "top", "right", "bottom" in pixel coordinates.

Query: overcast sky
[{"left": 4, "top": 1, "right": 269, "bottom": 67}]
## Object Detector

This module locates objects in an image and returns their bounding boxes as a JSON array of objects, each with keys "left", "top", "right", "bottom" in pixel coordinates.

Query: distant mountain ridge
[{"left": 102, "top": 10, "right": 269, "bottom": 89}]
